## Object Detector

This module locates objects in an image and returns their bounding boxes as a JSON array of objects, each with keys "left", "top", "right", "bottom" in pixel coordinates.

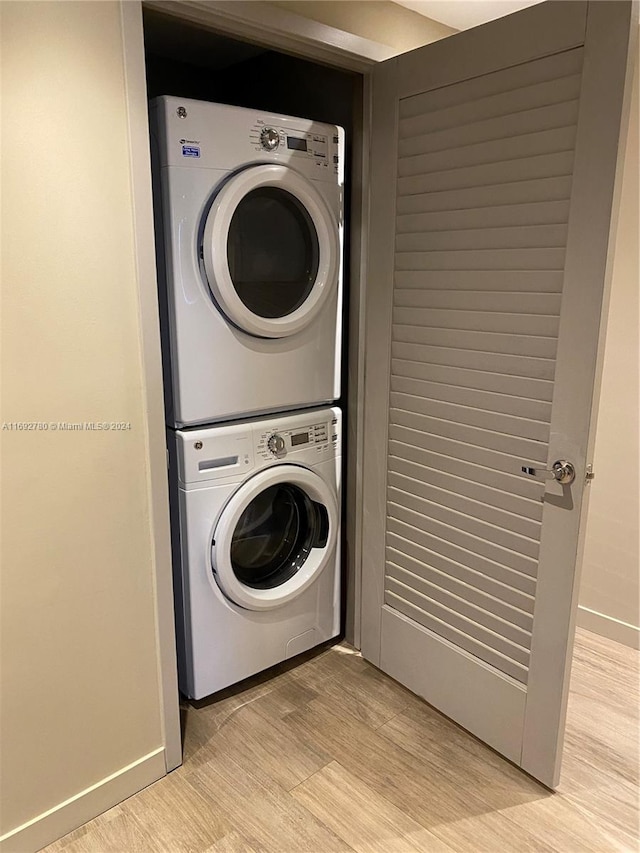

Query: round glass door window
[
  {"left": 227, "top": 188, "right": 320, "bottom": 319},
  {"left": 211, "top": 465, "right": 339, "bottom": 611},
  {"left": 202, "top": 164, "right": 339, "bottom": 339},
  {"left": 230, "top": 483, "right": 329, "bottom": 589}
]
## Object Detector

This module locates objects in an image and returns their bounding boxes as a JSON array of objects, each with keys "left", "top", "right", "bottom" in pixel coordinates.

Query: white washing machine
[
  {"left": 151, "top": 96, "right": 345, "bottom": 427},
  {"left": 169, "top": 406, "right": 341, "bottom": 699}
]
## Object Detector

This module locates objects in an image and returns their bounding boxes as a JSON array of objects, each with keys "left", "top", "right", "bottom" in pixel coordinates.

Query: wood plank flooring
[{"left": 44, "top": 628, "right": 639, "bottom": 852}]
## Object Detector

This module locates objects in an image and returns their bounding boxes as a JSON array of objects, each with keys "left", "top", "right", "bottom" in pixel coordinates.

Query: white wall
[
  {"left": 0, "top": 3, "right": 174, "bottom": 850},
  {"left": 578, "top": 45, "right": 640, "bottom": 649}
]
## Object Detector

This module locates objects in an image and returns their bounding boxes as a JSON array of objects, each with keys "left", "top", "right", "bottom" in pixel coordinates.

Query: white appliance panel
[
  {"left": 151, "top": 96, "right": 344, "bottom": 426},
  {"left": 170, "top": 407, "right": 341, "bottom": 699}
]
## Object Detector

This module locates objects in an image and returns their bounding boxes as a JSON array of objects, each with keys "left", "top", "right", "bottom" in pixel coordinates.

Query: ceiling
[{"left": 394, "top": 0, "right": 545, "bottom": 31}]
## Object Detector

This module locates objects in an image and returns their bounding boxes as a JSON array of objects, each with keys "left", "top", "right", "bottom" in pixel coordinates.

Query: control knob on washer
[
  {"left": 260, "top": 127, "right": 280, "bottom": 151},
  {"left": 267, "top": 433, "right": 286, "bottom": 457}
]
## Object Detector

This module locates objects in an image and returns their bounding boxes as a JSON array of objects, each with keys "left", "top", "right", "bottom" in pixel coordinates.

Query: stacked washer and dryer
[{"left": 151, "top": 96, "right": 344, "bottom": 700}]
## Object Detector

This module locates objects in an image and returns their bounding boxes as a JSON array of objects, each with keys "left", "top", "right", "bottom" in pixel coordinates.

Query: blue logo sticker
[{"left": 182, "top": 145, "right": 200, "bottom": 158}]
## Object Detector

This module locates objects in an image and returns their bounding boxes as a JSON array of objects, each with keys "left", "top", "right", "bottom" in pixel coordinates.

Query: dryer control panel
[
  {"left": 250, "top": 121, "right": 332, "bottom": 172},
  {"left": 152, "top": 96, "right": 344, "bottom": 184}
]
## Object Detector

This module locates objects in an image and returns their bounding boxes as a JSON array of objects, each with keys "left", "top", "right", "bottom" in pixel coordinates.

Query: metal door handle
[{"left": 521, "top": 460, "right": 576, "bottom": 485}]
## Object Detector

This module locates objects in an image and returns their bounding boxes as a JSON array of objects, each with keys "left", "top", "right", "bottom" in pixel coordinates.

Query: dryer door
[
  {"left": 202, "top": 164, "right": 339, "bottom": 338},
  {"left": 212, "top": 465, "right": 338, "bottom": 611}
]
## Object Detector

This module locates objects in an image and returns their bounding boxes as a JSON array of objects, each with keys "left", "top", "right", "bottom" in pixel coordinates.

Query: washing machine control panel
[
  {"left": 257, "top": 417, "right": 333, "bottom": 461},
  {"left": 175, "top": 408, "right": 341, "bottom": 487}
]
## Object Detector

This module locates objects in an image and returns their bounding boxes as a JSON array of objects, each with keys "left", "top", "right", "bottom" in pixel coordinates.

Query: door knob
[{"left": 521, "top": 460, "right": 576, "bottom": 485}]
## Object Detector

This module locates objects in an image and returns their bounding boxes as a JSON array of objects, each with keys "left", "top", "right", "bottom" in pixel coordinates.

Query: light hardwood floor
[{"left": 44, "top": 628, "right": 639, "bottom": 852}]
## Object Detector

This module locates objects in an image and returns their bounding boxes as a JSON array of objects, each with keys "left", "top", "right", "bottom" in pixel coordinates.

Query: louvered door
[
  {"left": 389, "top": 45, "right": 580, "bottom": 690},
  {"left": 361, "top": 1, "right": 636, "bottom": 788}
]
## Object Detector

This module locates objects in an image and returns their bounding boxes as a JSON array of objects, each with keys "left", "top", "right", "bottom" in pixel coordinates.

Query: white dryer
[
  {"left": 151, "top": 96, "right": 344, "bottom": 427},
  {"left": 169, "top": 406, "right": 341, "bottom": 699}
]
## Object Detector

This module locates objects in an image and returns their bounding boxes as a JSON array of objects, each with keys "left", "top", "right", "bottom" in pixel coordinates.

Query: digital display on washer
[
  {"left": 287, "top": 136, "right": 307, "bottom": 152},
  {"left": 291, "top": 432, "right": 309, "bottom": 447}
]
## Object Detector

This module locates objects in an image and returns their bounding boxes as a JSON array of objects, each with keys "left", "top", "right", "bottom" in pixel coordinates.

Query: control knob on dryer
[
  {"left": 260, "top": 127, "right": 280, "bottom": 151},
  {"left": 267, "top": 433, "right": 286, "bottom": 458}
]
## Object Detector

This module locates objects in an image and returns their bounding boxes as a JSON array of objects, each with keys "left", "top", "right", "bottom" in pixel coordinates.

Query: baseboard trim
[
  {"left": 577, "top": 605, "right": 640, "bottom": 650},
  {"left": 0, "top": 747, "right": 166, "bottom": 853}
]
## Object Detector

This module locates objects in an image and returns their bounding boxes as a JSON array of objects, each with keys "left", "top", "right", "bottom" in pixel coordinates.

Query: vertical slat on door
[{"left": 385, "top": 49, "right": 584, "bottom": 688}]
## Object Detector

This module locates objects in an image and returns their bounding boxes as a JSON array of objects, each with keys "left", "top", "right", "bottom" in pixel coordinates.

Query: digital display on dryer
[
  {"left": 291, "top": 432, "right": 309, "bottom": 447},
  {"left": 287, "top": 136, "right": 308, "bottom": 152}
]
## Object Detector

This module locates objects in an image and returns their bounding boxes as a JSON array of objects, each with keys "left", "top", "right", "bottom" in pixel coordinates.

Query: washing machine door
[
  {"left": 202, "top": 164, "right": 339, "bottom": 339},
  {"left": 211, "top": 465, "right": 339, "bottom": 611}
]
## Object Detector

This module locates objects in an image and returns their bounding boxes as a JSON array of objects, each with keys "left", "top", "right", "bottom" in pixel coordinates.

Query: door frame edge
[
  {"left": 142, "top": 0, "right": 394, "bottom": 71},
  {"left": 119, "top": 0, "right": 182, "bottom": 773}
]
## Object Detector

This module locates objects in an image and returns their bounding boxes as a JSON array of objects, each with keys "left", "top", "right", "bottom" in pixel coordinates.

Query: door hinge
[{"left": 585, "top": 464, "right": 595, "bottom": 482}]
